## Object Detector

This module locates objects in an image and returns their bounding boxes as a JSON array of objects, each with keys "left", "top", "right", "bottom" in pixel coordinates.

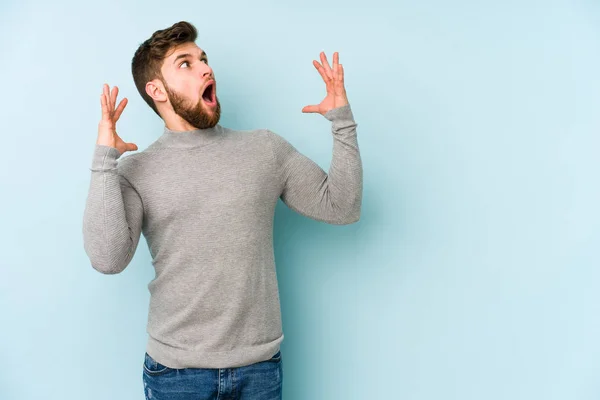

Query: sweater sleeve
[
  {"left": 267, "top": 103, "right": 363, "bottom": 225},
  {"left": 82, "top": 144, "right": 144, "bottom": 274}
]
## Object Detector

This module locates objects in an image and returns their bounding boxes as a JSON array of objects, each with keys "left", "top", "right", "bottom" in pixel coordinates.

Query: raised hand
[
  {"left": 302, "top": 51, "right": 349, "bottom": 116},
  {"left": 97, "top": 83, "right": 138, "bottom": 155}
]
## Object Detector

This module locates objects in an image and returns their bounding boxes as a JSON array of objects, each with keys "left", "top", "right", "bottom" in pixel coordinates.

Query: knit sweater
[{"left": 82, "top": 103, "right": 362, "bottom": 368}]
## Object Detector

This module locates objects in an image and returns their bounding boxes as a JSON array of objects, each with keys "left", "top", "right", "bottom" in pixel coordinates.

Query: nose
[{"left": 201, "top": 64, "right": 214, "bottom": 79}]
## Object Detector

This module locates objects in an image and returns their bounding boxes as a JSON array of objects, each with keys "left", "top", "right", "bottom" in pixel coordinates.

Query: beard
[{"left": 164, "top": 82, "right": 221, "bottom": 129}]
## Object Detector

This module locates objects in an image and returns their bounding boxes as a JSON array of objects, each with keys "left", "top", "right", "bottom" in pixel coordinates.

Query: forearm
[
  {"left": 275, "top": 103, "right": 363, "bottom": 224},
  {"left": 82, "top": 145, "right": 142, "bottom": 274},
  {"left": 323, "top": 103, "right": 363, "bottom": 223}
]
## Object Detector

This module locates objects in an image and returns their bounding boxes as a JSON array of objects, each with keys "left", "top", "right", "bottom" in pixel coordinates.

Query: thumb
[
  {"left": 126, "top": 143, "right": 138, "bottom": 152},
  {"left": 302, "top": 105, "right": 319, "bottom": 113}
]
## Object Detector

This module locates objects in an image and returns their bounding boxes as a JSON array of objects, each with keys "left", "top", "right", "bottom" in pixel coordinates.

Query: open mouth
[{"left": 201, "top": 82, "right": 216, "bottom": 107}]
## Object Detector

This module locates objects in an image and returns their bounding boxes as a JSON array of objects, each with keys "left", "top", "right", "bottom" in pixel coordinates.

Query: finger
[
  {"left": 313, "top": 60, "right": 333, "bottom": 89},
  {"left": 334, "top": 64, "right": 345, "bottom": 92},
  {"left": 332, "top": 52, "right": 338, "bottom": 82},
  {"left": 103, "top": 84, "right": 111, "bottom": 117},
  {"left": 302, "top": 105, "right": 320, "bottom": 113},
  {"left": 320, "top": 52, "right": 333, "bottom": 79},
  {"left": 126, "top": 142, "right": 138, "bottom": 152},
  {"left": 100, "top": 89, "right": 110, "bottom": 121},
  {"left": 110, "top": 86, "right": 119, "bottom": 112},
  {"left": 113, "top": 97, "right": 128, "bottom": 122}
]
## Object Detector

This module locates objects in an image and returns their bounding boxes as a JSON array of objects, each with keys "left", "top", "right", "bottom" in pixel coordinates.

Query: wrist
[{"left": 90, "top": 144, "right": 122, "bottom": 171}]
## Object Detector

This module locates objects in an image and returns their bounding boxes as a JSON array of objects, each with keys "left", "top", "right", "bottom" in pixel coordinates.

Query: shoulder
[
  {"left": 116, "top": 149, "right": 151, "bottom": 182},
  {"left": 223, "top": 127, "right": 292, "bottom": 152},
  {"left": 243, "top": 128, "right": 293, "bottom": 151},
  {"left": 223, "top": 128, "right": 298, "bottom": 166}
]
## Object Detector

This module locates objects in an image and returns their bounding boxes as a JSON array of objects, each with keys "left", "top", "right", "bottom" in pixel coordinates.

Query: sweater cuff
[
  {"left": 324, "top": 103, "right": 353, "bottom": 120},
  {"left": 90, "top": 144, "right": 122, "bottom": 171},
  {"left": 323, "top": 103, "right": 357, "bottom": 133}
]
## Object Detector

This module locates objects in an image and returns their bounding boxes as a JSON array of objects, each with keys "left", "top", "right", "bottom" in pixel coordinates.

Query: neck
[{"left": 163, "top": 112, "right": 200, "bottom": 132}]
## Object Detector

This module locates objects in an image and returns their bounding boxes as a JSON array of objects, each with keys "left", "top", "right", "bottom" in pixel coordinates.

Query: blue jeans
[{"left": 142, "top": 350, "right": 283, "bottom": 400}]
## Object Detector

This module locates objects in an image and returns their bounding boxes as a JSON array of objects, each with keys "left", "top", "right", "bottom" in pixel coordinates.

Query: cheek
[
  {"left": 171, "top": 75, "right": 199, "bottom": 92},
  {"left": 175, "top": 82, "right": 201, "bottom": 103},
  {"left": 183, "top": 80, "right": 203, "bottom": 100}
]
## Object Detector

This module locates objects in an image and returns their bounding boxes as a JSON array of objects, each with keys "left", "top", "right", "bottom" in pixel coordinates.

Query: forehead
[{"left": 165, "top": 42, "right": 206, "bottom": 63}]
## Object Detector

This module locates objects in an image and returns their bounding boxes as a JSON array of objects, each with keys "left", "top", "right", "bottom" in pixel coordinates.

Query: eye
[
  {"left": 202, "top": 58, "right": 208, "bottom": 64},
  {"left": 180, "top": 60, "right": 190, "bottom": 68}
]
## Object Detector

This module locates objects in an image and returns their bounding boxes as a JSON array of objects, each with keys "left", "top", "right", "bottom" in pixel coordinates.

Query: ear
[{"left": 146, "top": 79, "right": 168, "bottom": 103}]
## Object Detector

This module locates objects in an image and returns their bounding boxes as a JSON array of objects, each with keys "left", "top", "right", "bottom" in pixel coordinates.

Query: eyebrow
[{"left": 173, "top": 51, "right": 207, "bottom": 64}]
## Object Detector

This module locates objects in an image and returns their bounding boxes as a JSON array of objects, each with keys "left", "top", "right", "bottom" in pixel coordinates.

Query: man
[{"left": 83, "top": 20, "right": 362, "bottom": 400}]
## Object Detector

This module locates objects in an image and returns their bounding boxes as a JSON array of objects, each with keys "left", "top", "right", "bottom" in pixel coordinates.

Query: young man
[{"left": 83, "top": 20, "right": 362, "bottom": 400}]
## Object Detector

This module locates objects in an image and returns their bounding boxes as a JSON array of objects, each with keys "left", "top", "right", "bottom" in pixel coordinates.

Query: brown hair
[{"left": 131, "top": 21, "right": 198, "bottom": 117}]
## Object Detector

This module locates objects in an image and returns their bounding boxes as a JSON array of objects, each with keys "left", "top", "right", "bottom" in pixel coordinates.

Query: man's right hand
[{"left": 97, "top": 83, "right": 138, "bottom": 155}]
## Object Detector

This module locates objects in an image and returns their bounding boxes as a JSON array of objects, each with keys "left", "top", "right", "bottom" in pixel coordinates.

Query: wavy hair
[{"left": 131, "top": 21, "right": 198, "bottom": 117}]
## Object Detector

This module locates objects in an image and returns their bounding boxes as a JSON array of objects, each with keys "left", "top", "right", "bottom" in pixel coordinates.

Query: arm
[
  {"left": 82, "top": 145, "right": 144, "bottom": 274},
  {"left": 270, "top": 51, "right": 362, "bottom": 224},
  {"left": 268, "top": 103, "right": 362, "bottom": 224},
  {"left": 82, "top": 83, "right": 142, "bottom": 274}
]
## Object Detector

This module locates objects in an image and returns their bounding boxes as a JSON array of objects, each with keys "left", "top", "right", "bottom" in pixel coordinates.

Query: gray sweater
[{"left": 82, "top": 103, "right": 362, "bottom": 368}]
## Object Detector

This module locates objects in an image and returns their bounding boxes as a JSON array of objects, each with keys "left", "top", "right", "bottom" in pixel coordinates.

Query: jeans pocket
[{"left": 143, "top": 352, "right": 174, "bottom": 376}]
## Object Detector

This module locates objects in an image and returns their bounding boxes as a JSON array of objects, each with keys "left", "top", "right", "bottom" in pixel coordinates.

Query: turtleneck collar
[{"left": 154, "top": 124, "right": 225, "bottom": 149}]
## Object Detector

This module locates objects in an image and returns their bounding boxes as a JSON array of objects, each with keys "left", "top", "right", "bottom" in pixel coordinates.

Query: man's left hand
[{"left": 302, "top": 51, "right": 349, "bottom": 116}]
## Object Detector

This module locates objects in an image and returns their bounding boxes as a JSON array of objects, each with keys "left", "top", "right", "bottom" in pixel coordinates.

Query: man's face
[{"left": 160, "top": 42, "right": 221, "bottom": 129}]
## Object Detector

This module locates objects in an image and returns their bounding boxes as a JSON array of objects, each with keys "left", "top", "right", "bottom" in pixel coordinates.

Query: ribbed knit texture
[{"left": 82, "top": 103, "right": 362, "bottom": 368}]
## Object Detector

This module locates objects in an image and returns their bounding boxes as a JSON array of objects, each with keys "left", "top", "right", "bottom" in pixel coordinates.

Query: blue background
[{"left": 1, "top": 0, "right": 600, "bottom": 398}]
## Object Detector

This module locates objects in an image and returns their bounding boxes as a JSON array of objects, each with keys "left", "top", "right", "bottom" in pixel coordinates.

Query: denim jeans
[{"left": 142, "top": 350, "right": 283, "bottom": 400}]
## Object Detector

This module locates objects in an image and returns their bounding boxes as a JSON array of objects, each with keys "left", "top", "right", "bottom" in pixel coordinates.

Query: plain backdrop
[{"left": 1, "top": 0, "right": 600, "bottom": 399}]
